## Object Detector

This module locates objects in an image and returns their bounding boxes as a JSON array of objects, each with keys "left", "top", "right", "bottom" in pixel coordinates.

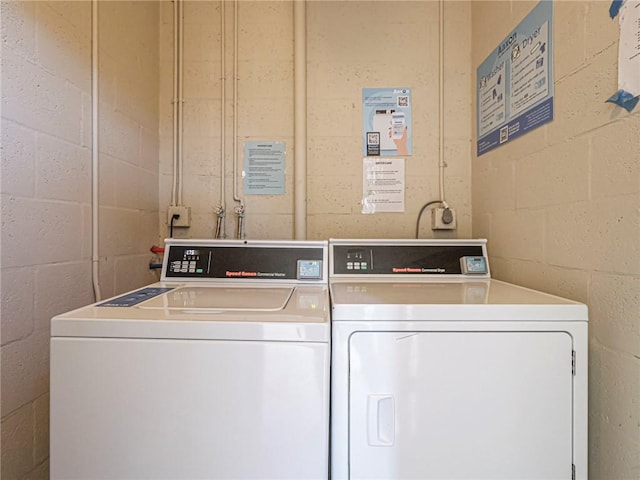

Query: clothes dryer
[
  {"left": 329, "top": 239, "right": 587, "bottom": 480},
  {"left": 51, "top": 239, "right": 330, "bottom": 480}
]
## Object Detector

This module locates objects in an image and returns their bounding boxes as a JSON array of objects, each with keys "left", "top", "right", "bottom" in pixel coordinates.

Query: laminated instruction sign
[
  {"left": 476, "top": 0, "right": 554, "bottom": 156},
  {"left": 362, "top": 88, "right": 412, "bottom": 157},
  {"left": 243, "top": 141, "right": 285, "bottom": 195}
]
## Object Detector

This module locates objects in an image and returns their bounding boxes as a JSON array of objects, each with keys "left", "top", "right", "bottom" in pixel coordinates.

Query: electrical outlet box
[
  {"left": 431, "top": 207, "right": 457, "bottom": 230},
  {"left": 167, "top": 206, "right": 191, "bottom": 228}
]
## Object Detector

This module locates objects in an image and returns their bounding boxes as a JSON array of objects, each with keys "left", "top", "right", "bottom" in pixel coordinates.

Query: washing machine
[
  {"left": 329, "top": 239, "right": 588, "bottom": 480},
  {"left": 50, "top": 239, "right": 330, "bottom": 480}
]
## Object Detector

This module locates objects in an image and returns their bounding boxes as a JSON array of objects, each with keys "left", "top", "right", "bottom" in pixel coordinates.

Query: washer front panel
[{"left": 51, "top": 337, "right": 329, "bottom": 479}]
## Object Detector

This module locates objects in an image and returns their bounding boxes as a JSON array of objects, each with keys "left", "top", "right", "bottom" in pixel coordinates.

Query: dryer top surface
[{"left": 329, "top": 279, "right": 587, "bottom": 322}]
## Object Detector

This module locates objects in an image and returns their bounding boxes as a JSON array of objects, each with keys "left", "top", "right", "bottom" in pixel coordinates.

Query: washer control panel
[
  {"left": 169, "top": 248, "right": 207, "bottom": 275},
  {"left": 98, "top": 288, "right": 174, "bottom": 307},
  {"left": 162, "top": 241, "right": 327, "bottom": 282}
]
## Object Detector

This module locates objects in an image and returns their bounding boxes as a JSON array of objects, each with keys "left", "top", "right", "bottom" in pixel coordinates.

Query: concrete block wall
[
  {"left": 307, "top": 1, "right": 472, "bottom": 239},
  {"left": 158, "top": 1, "right": 472, "bottom": 240},
  {"left": 97, "top": 1, "right": 160, "bottom": 297},
  {"left": 471, "top": 1, "right": 640, "bottom": 478},
  {"left": 0, "top": 2, "right": 160, "bottom": 478},
  {"left": 2, "top": 1, "right": 638, "bottom": 478},
  {"left": 159, "top": 1, "right": 298, "bottom": 239}
]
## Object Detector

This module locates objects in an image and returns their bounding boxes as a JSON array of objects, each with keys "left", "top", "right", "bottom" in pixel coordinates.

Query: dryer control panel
[
  {"left": 162, "top": 240, "right": 327, "bottom": 282},
  {"left": 330, "top": 240, "right": 490, "bottom": 277}
]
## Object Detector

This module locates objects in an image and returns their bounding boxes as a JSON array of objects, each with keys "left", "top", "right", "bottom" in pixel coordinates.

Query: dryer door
[{"left": 349, "top": 331, "right": 573, "bottom": 480}]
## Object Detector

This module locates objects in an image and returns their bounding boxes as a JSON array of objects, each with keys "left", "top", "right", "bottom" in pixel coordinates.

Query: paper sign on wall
[
  {"left": 362, "top": 158, "right": 405, "bottom": 214},
  {"left": 606, "top": 0, "right": 640, "bottom": 112},
  {"left": 243, "top": 141, "right": 285, "bottom": 195}
]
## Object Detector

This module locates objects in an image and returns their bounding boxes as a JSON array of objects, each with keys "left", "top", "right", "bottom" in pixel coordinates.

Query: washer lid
[
  {"left": 51, "top": 284, "right": 330, "bottom": 342},
  {"left": 138, "top": 286, "right": 293, "bottom": 311}
]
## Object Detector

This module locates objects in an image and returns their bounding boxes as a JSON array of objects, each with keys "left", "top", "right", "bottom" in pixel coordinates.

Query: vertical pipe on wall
[
  {"left": 91, "top": 0, "right": 102, "bottom": 301},
  {"left": 293, "top": 0, "right": 307, "bottom": 240},
  {"left": 171, "top": 0, "right": 179, "bottom": 206},
  {"left": 232, "top": 0, "right": 245, "bottom": 238},
  {"left": 216, "top": 0, "right": 227, "bottom": 238},
  {"left": 177, "top": 0, "right": 185, "bottom": 206},
  {"left": 438, "top": 0, "right": 446, "bottom": 204}
]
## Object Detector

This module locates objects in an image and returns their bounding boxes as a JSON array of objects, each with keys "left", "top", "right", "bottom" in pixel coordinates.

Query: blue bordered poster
[{"left": 476, "top": 1, "right": 554, "bottom": 156}]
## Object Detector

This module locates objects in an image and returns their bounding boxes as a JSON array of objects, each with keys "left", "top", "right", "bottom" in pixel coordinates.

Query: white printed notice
[
  {"left": 243, "top": 141, "right": 285, "bottom": 195},
  {"left": 619, "top": 1, "right": 640, "bottom": 97},
  {"left": 361, "top": 158, "right": 405, "bottom": 214},
  {"left": 476, "top": 0, "right": 553, "bottom": 156}
]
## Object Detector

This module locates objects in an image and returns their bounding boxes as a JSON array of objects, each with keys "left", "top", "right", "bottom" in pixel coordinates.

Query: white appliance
[
  {"left": 50, "top": 239, "right": 330, "bottom": 480},
  {"left": 329, "top": 239, "right": 588, "bottom": 480}
]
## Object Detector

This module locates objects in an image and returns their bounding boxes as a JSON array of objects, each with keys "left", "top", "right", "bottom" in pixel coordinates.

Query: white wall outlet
[
  {"left": 431, "top": 207, "right": 457, "bottom": 230},
  {"left": 167, "top": 206, "right": 191, "bottom": 228}
]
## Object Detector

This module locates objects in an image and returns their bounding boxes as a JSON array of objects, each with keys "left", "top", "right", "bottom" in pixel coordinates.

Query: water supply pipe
[
  {"left": 232, "top": 0, "right": 245, "bottom": 238},
  {"left": 216, "top": 0, "right": 227, "bottom": 238}
]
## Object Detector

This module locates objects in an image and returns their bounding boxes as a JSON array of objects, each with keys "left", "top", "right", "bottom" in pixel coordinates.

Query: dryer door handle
[{"left": 367, "top": 394, "right": 395, "bottom": 446}]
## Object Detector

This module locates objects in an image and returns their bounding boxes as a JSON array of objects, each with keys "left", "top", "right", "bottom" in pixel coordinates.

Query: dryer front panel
[{"left": 348, "top": 331, "right": 573, "bottom": 480}]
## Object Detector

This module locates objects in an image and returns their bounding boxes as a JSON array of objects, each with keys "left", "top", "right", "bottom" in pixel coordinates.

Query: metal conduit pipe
[
  {"left": 171, "top": 0, "right": 179, "bottom": 207},
  {"left": 232, "top": 0, "right": 245, "bottom": 239},
  {"left": 216, "top": 0, "right": 226, "bottom": 238},
  {"left": 293, "top": 0, "right": 307, "bottom": 240},
  {"left": 438, "top": 0, "right": 446, "bottom": 203},
  {"left": 177, "top": 0, "right": 185, "bottom": 206},
  {"left": 91, "top": 0, "right": 101, "bottom": 301}
]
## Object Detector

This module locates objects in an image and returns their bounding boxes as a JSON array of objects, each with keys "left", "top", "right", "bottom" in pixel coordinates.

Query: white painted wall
[
  {"left": 471, "top": 2, "right": 640, "bottom": 478},
  {"left": 158, "top": 1, "right": 472, "bottom": 240},
  {"left": 0, "top": 2, "right": 160, "bottom": 478}
]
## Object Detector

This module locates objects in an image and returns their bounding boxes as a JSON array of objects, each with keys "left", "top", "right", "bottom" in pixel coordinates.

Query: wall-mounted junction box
[
  {"left": 431, "top": 207, "right": 457, "bottom": 230},
  {"left": 167, "top": 206, "right": 191, "bottom": 228}
]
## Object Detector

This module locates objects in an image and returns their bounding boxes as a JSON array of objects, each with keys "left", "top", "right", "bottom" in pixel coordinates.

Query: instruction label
[
  {"left": 243, "top": 141, "right": 285, "bottom": 195},
  {"left": 361, "top": 158, "right": 405, "bottom": 214}
]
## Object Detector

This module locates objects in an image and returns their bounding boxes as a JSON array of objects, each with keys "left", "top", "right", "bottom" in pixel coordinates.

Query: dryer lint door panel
[{"left": 349, "top": 331, "right": 573, "bottom": 480}]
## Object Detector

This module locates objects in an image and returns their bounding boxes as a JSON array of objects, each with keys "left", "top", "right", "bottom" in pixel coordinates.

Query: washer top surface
[
  {"left": 52, "top": 282, "right": 330, "bottom": 342},
  {"left": 52, "top": 240, "right": 330, "bottom": 342}
]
